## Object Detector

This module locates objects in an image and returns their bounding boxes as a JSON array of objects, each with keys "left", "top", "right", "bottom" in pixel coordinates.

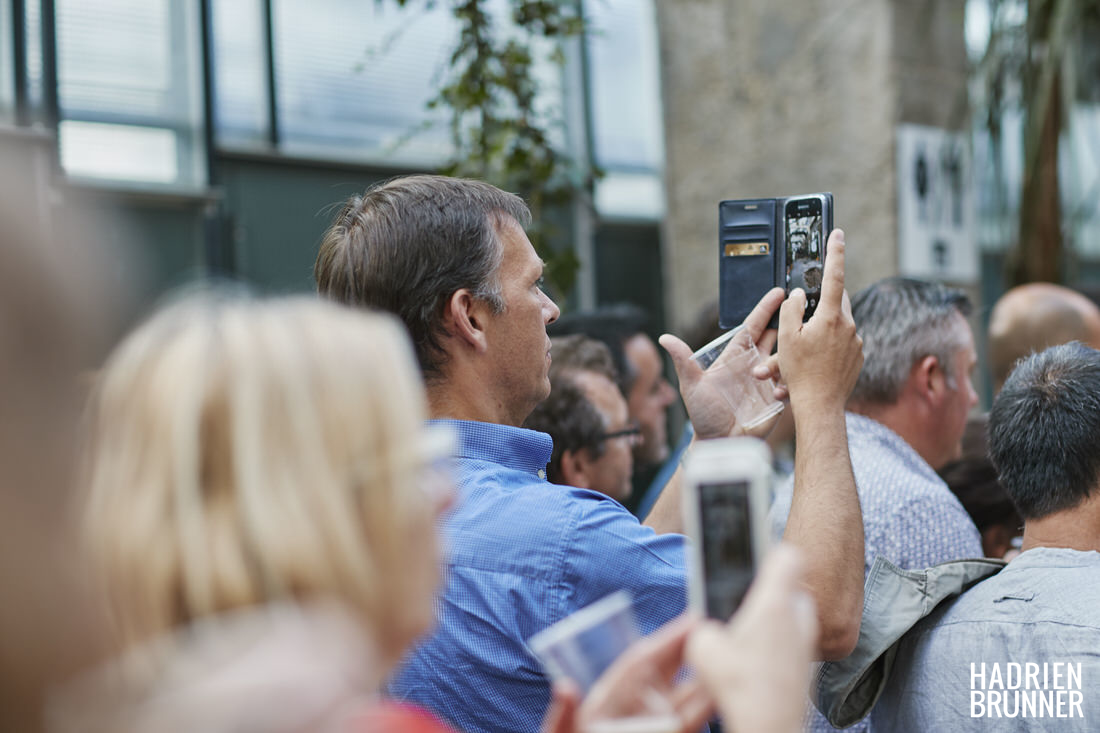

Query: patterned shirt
[
  {"left": 771, "top": 412, "right": 983, "bottom": 732},
  {"left": 871, "top": 548, "right": 1100, "bottom": 732},
  {"left": 386, "top": 420, "right": 687, "bottom": 733}
]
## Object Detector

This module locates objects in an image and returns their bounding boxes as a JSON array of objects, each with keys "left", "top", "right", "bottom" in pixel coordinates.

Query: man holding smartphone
[{"left": 315, "top": 175, "right": 866, "bottom": 733}]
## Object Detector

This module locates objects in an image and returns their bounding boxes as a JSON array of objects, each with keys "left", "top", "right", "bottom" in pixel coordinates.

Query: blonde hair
[{"left": 82, "top": 295, "right": 436, "bottom": 659}]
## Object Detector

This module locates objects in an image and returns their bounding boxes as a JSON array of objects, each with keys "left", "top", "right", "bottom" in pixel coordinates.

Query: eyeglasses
[{"left": 596, "top": 422, "right": 642, "bottom": 446}]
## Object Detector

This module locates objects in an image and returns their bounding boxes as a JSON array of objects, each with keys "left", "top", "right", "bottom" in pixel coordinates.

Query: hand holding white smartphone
[{"left": 681, "top": 438, "right": 773, "bottom": 621}]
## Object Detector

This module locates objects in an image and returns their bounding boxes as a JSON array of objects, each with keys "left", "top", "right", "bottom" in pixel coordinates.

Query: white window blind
[
  {"left": 584, "top": 0, "right": 665, "bottom": 219},
  {"left": 54, "top": 0, "right": 205, "bottom": 187},
  {"left": 272, "top": 0, "right": 457, "bottom": 165},
  {"left": 265, "top": 0, "right": 563, "bottom": 166},
  {"left": 584, "top": 0, "right": 663, "bottom": 173},
  {"left": 1064, "top": 105, "right": 1100, "bottom": 256},
  {"left": 212, "top": 0, "right": 269, "bottom": 147}
]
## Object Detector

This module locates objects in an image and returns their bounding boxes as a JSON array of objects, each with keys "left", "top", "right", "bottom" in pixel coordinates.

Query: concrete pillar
[{"left": 656, "top": 0, "right": 969, "bottom": 331}]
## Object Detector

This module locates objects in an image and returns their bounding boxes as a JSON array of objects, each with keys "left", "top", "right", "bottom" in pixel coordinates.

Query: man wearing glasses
[{"left": 524, "top": 335, "right": 642, "bottom": 501}]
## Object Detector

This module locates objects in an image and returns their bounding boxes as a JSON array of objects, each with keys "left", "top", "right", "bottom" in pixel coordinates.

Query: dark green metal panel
[{"left": 218, "top": 156, "right": 399, "bottom": 294}]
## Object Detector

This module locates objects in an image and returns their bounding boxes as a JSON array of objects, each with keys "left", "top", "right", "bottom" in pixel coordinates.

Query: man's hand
[
  {"left": 540, "top": 616, "right": 713, "bottom": 733},
  {"left": 755, "top": 229, "right": 862, "bottom": 413},
  {"left": 659, "top": 288, "right": 784, "bottom": 440},
  {"left": 687, "top": 545, "right": 818, "bottom": 733},
  {"left": 764, "top": 228, "right": 865, "bottom": 660}
]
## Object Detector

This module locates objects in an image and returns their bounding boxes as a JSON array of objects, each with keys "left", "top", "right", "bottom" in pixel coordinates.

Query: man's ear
[
  {"left": 913, "top": 354, "right": 946, "bottom": 404},
  {"left": 559, "top": 448, "right": 592, "bottom": 489},
  {"left": 442, "top": 288, "right": 490, "bottom": 354}
]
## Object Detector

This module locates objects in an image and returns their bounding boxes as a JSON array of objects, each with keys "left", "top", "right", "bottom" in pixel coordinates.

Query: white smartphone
[{"left": 681, "top": 437, "right": 773, "bottom": 620}]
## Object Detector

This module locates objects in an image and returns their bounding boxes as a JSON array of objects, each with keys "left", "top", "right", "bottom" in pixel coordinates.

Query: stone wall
[{"left": 656, "top": 0, "right": 969, "bottom": 331}]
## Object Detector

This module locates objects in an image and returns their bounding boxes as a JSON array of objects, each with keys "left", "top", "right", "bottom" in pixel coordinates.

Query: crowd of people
[{"left": 3, "top": 169, "right": 1100, "bottom": 733}]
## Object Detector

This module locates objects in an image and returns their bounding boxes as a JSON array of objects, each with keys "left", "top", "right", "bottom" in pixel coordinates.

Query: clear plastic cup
[
  {"left": 691, "top": 326, "right": 783, "bottom": 430},
  {"left": 528, "top": 592, "right": 680, "bottom": 733},
  {"left": 528, "top": 591, "right": 640, "bottom": 694}
]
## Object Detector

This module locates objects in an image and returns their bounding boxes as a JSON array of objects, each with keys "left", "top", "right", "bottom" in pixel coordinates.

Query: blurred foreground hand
[
  {"left": 541, "top": 615, "right": 712, "bottom": 733},
  {"left": 687, "top": 545, "right": 818, "bottom": 733}
]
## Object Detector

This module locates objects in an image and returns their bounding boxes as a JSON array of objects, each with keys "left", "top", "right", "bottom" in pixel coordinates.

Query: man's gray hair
[
  {"left": 849, "top": 277, "right": 972, "bottom": 405},
  {"left": 990, "top": 342, "right": 1100, "bottom": 518},
  {"left": 314, "top": 175, "right": 531, "bottom": 381}
]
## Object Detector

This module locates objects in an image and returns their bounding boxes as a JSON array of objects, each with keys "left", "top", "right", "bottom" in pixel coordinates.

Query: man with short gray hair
[{"left": 772, "top": 277, "right": 983, "bottom": 733}]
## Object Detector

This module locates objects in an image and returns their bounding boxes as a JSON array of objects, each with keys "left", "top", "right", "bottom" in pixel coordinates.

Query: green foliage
[
  {"left": 972, "top": 0, "right": 1100, "bottom": 284},
  {"left": 382, "top": 0, "right": 598, "bottom": 298}
]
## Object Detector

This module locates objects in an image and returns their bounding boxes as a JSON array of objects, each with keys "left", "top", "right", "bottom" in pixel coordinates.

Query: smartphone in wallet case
[{"left": 718, "top": 193, "right": 833, "bottom": 330}]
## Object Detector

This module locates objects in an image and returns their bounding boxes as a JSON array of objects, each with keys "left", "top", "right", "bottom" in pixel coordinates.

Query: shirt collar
[
  {"left": 431, "top": 419, "right": 553, "bottom": 477},
  {"left": 845, "top": 411, "right": 940, "bottom": 481},
  {"left": 1008, "top": 546, "right": 1100, "bottom": 568}
]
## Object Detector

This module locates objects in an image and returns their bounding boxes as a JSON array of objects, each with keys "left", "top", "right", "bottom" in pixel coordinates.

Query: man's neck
[
  {"left": 1020, "top": 495, "right": 1100, "bottom": 553},
  {"left": 426, "top": 383, "right": 524, "bottom": 427},
  {"left": 848, "top": 400, "right": 941, "bottom": 470}
]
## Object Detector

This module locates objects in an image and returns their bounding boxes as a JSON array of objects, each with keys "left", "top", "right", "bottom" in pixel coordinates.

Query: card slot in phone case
[
  {"left": 722, "top": 228, "right": 773, "bottom": 258},
  {"left": 719, "top": 254, "right": 773, "bottom": 330}
]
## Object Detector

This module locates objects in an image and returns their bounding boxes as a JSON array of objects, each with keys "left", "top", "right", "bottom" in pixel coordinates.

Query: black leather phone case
[{"left": 718, "top": 193, "right": 833, "bottom": 330}]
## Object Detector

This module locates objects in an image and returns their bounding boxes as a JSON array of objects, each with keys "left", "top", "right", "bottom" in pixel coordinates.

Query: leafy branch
[
  {"left": 973, "top": 0, "right": 1100, "bottom": 284},
  {"left": 383, "top": 0, "right": 601, "bottom": 297}
]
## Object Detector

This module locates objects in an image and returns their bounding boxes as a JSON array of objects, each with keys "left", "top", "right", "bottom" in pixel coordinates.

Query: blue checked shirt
[
  {"left": 386, "top": 420, "right": 687, "bottom": 733},
  {"left": 771, "top": 412, "right": 983, "bottom": 733}
]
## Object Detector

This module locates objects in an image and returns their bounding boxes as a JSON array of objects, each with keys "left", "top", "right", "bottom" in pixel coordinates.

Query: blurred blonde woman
[
  {"left": 59, "top": 294, "right": 816, "bottom": 733},
  {"left": 62, "top": 296, "right": 456, "bottom": 732}
]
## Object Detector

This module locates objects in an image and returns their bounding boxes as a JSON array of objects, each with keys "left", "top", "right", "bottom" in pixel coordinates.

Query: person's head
[
  {"left": 681, "top": 299, "right": 724, "bottom": 354},
  {"left": 849, "top": 277, "right": 978, "bottom": 469},
  {"left": 549, "top": 305, "right": 676, "bottom": 465},
  {"left": 938, "top": 415, "right": 1022, "bottom": 558},
  {"left": 524, "top": 336, "right": 637, "bottom": 500},
  {"left": 0, "top": 163, "right": 119, "bottom": 733},
  {"left": 988, "top": 282, "right": 1100, "bottom": 394},
  {"left": 315, "top": 175, "right": 559, "bottom": 425},
  {"left": 81, "top": 296, "right": 448, "bottom": 672},
  {"left": 989, "top": 342, "right": 1100, "bottom": 520}
]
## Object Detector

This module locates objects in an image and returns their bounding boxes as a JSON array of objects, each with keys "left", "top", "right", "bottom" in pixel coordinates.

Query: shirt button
[{"left": 537, "top": 469, "right": 546, "bottom": 480}]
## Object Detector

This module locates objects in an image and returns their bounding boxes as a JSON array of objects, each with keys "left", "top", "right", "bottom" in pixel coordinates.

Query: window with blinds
[
  {"left": 20, "top": 0, "right": 667, "bottom": 223},
  {"left": 584, "top": 0, "right": 665, "bottom": 219},
  {"left": 211, "top": 0, "right": 268, "bottom": 147},
  {"left": 213, "top": 0, "right": 566, "bottom": 168},
  {"left": 272, "top": 0, "right": 456, "bottom": 165},
  {"left": 54, "top": 0, "right": 205, "bottom": 187}
]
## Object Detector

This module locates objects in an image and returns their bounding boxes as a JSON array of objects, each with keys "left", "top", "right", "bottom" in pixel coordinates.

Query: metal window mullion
[
  {"left": 198, "top": 0, "right": 232, "bottom": 278},
  {"left": 39, "top": 0, "right": 56, "bottom": 128},
  {"left": 199, "top": 0, "right": 218, "bottom": 185},
  {"left": 564, "top": 0, "right": 598, "bottom": 309},
  {"left": 12, "top": 0, "right": 29, "bottom": 125},
  {"left": 261, "top": 0, "right": 279, "bottom": 147}
]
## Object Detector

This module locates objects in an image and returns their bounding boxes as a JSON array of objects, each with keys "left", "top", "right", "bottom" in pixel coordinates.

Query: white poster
[{"left": 896, "top": 124, "right": 978, "bottom": 282}]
